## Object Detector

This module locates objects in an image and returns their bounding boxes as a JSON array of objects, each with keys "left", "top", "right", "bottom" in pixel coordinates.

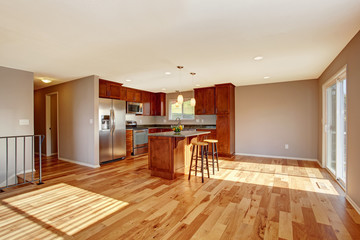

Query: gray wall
[
  {"left": 235, "top": 79, "right": 319, "bottom": 159},
  {"left": 34, "top": 75, "right": 99, "bottom": 167},
  {"left": 0, "top": 66, "right": 34, "bottom": 186},
  {"left": 318, "top": 30, "right": 360, "bottom": 209}
]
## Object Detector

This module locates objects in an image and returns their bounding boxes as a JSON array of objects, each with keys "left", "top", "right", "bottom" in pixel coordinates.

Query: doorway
[
  {"left": 45, "top": 92, "right": 59, "bottom": 157},
  {"left": 323, "top": 66, "right": 347, "bottom": 188}
]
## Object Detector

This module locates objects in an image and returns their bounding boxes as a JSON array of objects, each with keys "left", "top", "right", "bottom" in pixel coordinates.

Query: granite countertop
[
  {"left": 148, "top": 130, "right": 211, "bottom": 138},
  {"left": 127, "top": 125, "right": 216, "bottom": 130}
]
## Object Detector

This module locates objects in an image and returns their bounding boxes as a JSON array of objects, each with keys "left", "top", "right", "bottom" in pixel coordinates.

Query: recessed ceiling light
[
  {"left": 195, "top": 84, "right": 201, "bottom": 87},
  {"left": 125, "top": 79, "right": 132, "bottom": 82},
  {"left": 264, "top": 76, "right": 270, "bottom": 79},
  {"left": 41, "top": 79, "right": 52, "bottom": 83},
  {"left": 165, "top": 72, "right": 171, "bottom": 75},
  {"left": 161, "top": 88, "right": 166, "bottom": 91},
  {"left": 254, "top": 56, "right": 263, "bottom": 61}
]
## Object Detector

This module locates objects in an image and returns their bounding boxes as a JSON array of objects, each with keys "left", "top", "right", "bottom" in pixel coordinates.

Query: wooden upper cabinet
[
  {"left": 126, "top": 88, "right": 142, "bottom": 102},
  {"left": 150, "top": 93, "right": 157, "bottom": 115},
  {"left": 119, "top": 86, "right": 127, "bottom": 101},
  {"left": 157, "top": 93, "right": 166, "bottom": 116},
  {"left": 99, "top": 79, "right": 123, "bottom": 99},
  {"left": 142, "top": 91, "right": 151, "bottom": 116},
  {"left": 108, "top": 83, "right": 121, "bottom": 99},
  {"left": 99, "top": 79, "right": 108, "bottom": 98},
  {"left": 194, "top": 87, "right": 215, "bottom": 115},
  {"left": 215, "top": 84, "right": 234, "bottom": 114}
]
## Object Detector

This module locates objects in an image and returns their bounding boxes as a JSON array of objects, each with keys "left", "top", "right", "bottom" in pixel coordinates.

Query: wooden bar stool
[
  {"left": 204, "top": 139, "right": 219, "bottom": 174},
  {"left": 188, "top": 142, "right": 210, "bottom": 183}
]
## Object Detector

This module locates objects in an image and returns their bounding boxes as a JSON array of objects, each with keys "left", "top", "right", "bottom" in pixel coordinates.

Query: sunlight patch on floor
[
  {"left": 207, "top": 160, "right": 339, "bottom": 195},
  {"left": 0, "top": 183, "right": 129, "bottom": 239}
]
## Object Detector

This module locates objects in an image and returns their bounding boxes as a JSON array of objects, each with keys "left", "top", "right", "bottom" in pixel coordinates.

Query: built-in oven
[
  {"left": 127, "top": 102, "right": 143, "bottom": 114},
  {"left": 133, "top": 129, "right": 148, "bottom": 155}
]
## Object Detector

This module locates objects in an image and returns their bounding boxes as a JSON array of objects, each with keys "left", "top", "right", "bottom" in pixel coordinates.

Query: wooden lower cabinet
[
  {"left": 216, "top": 114, "right": 234, "bottom": 156},
  {"left": 126, "top": 129, "right": 133, "bottom": 157},
  {"left": 148, "top": 135, "right": 198, "bottom": 180}
]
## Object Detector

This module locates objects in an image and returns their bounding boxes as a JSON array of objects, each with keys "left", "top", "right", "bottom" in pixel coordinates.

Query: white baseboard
[
  {"left": 58, "top": 157, "right": 100, "bottom": 168},
  {"left": 34, "top": 152, "right": 46, "bottom": 156},
  {"left": 235, "top": 153, "right": 319, "bottom": 162},
  {"left": 346, "top": 194, "right": 360, "bottom": 215}
]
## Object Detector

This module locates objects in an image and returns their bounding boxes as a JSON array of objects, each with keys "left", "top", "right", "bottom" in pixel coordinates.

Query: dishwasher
[{"left": 133, "top": 129, "right": 148, "bottom": 155}]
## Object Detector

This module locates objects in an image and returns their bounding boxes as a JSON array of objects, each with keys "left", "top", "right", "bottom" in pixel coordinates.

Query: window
[{"left": 169, "top": 99, "right": 195, "bottom": 120}]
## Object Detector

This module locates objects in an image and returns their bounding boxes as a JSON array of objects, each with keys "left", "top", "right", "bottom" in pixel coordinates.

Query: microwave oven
[{"left": 127, "top": 102, "right": 143, "bottom": 114}]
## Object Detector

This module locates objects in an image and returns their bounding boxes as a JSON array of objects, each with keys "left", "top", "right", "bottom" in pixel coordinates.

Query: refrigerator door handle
[
  {"left": 110, "top": 109, "right": 114, "bottom": 133},
  {"left": 112, "top": 109, "right": 116, "bottom": 132}
]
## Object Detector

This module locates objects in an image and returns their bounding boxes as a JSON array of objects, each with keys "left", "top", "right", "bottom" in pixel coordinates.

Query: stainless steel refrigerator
[{"left": 99, "top": 99, "right": 126, "bottom": 163}]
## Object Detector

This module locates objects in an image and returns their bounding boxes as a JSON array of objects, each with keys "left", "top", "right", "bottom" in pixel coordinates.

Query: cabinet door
[
  {"left": 134, "top": 90, "right": 142, "bottom": 102},
  {"left": 142, "top": 91, "right": 151, "bottom": 116},
  {"left": 194, "top": 89, "right": 204, "bottom": 115},
  {"left": 120, "top": 87, "right": 127, "bottom": 101},
  {"left": 150, "top": 93, "right": 157, "bottom": 115},
  {"left": 215, "top": 85, "right": 230, "bottom": 114},
  {"left": 108, "top": 83, "right": 121, "bottom": 99},
  {"left": 126, "top": 129, "right": 133, "bottom": 157},
  {"left": 126, "top": 88, "right": 135, "bottom": 102},
  {"left": 204, "top": 88, "right": 216, "bottom": 114},
  {"left": 157, "top": 93, "right": 166, "bottom": 116},
  {"left": 99, "top": 80, "right": 108, "bottom": 98},
  {"left": 216, "top": 114, "right": 230, "bottom": 154}
]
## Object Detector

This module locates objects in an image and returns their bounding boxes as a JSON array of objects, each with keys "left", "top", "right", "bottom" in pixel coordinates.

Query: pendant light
[
  {"left": 177, "top": 66, "right": 184, "bottom": 104},
  {"left": 190, "top": 72, "right": 196, "bottom": 107}
]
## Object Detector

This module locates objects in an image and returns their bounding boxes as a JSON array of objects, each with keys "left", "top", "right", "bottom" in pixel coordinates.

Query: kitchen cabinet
[
  {"left": 99, "top": 79, "right": 165, "bottom": 116},
  {"left": 126, "top": 88, "right": 142, "bottom": 102},
  {"left": 99, "top": 79, "right": 123, "bottom": 99},
  {"left": 119, "top": 87, "right": 127, "bottom": 101},
  {"left": 215, "top": 84, "right": 232, "bottom": 114},
  {"left": 194, "top": 87, "right": 215, "bottom": 115},
  {"left": 150, "top": 93, "right": 166, "bottom": 116},
  {"left": 142, "top": 91, "right": 151, "bottom": 116},
  {"left": 215, "top": 83, "right": 235, "bottom": 156},
  {"left": 126, "top": 129, "right": 133, "bottom": 157}
]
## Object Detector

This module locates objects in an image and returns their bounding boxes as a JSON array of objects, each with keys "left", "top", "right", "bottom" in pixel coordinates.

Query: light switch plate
[
  {"left": 19, "top": 119, "right": 30, "bottom": 126},
  {"left": 89, "top": 119, "right": 93, "bottom": 124}
]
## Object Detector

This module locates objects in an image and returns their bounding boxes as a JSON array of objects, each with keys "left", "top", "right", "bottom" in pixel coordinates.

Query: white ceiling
[{"left": 1, "top": 0, "right": 360, "bottom": 92}]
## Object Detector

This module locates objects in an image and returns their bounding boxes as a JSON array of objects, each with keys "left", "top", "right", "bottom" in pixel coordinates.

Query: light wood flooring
[{"left": 0, "top": 155, "right": 360, "bottom": 240}]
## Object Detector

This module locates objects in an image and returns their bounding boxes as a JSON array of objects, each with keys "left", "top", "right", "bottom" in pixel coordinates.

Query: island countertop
[{"left": 148, "top": 130, "right": 210, "bottom": 138}]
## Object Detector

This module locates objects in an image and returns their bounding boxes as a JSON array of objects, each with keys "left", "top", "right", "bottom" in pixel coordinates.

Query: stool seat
[
  {"left": 204, "top": 139, "right": 218, "bottom": 143},
  {"left": 193, "top": 142, "right": 208, "bottom": 146}
]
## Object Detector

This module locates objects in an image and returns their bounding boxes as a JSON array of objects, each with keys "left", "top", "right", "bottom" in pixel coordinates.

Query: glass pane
[
  {"left": 169, "top": 100, "right": 182, "bottom": 120},
  {"left": 183, "top": 100, "right": 195, "bottom": 119},
  {"left": 326, "top": 83, "right": 337, "bottom": 174}
]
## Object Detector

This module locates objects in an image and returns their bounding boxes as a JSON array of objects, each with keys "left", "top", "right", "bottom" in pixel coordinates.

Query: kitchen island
[{"left": 148, "top": 131, "right": 210, "bottom": 180}]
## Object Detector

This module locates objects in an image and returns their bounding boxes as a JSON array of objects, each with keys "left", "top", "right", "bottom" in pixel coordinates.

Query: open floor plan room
[{"left": 1, "top": 1, "right": 360, "bottom": 239}]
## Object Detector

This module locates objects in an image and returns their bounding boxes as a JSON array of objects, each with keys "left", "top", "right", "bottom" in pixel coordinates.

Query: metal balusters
[{"left": 0, "top": 135, "right": 45, "bottom": 192}]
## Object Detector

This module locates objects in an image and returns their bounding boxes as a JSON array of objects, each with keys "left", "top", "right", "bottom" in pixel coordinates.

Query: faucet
[{"left": 175, "top": 117, "right": 181, "bottom": 126}]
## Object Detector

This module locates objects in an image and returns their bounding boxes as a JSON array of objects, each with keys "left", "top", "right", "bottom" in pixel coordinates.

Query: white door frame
[
  {"left": 45, "top": 92, "right": 59, "bottom": 157},
  {"left": 321, "top": 65, "right": 347, "bottom": 189}
]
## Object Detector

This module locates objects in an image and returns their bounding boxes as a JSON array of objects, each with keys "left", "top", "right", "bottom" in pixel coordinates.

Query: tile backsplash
[{"left": 125, "top": 114, "right": 216, "bottom": 125}]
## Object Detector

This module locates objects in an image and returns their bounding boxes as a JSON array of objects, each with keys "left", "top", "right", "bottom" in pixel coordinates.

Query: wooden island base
[{"left": 148, "top": 131, "right": 210, "bottom": 180}]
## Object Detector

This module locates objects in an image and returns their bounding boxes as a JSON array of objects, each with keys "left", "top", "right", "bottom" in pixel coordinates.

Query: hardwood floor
[{"left": 0, "top": 155, "right": 359, "bottom": 239}]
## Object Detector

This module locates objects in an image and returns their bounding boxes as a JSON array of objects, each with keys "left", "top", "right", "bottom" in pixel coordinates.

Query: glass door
[
  {"left": 325, "top": 83, "right": 337, "bottom": 174},
  {"left": 324, "top": 69, "right": 347, "bottom": 188}
]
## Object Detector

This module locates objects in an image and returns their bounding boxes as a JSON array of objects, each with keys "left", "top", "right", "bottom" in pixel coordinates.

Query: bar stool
[
  {"left": 204, "top": 139, "right": 219, "bottom": 174},
  {"left": 188, "top": 142, "right": 210, "bottom": 183}
]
